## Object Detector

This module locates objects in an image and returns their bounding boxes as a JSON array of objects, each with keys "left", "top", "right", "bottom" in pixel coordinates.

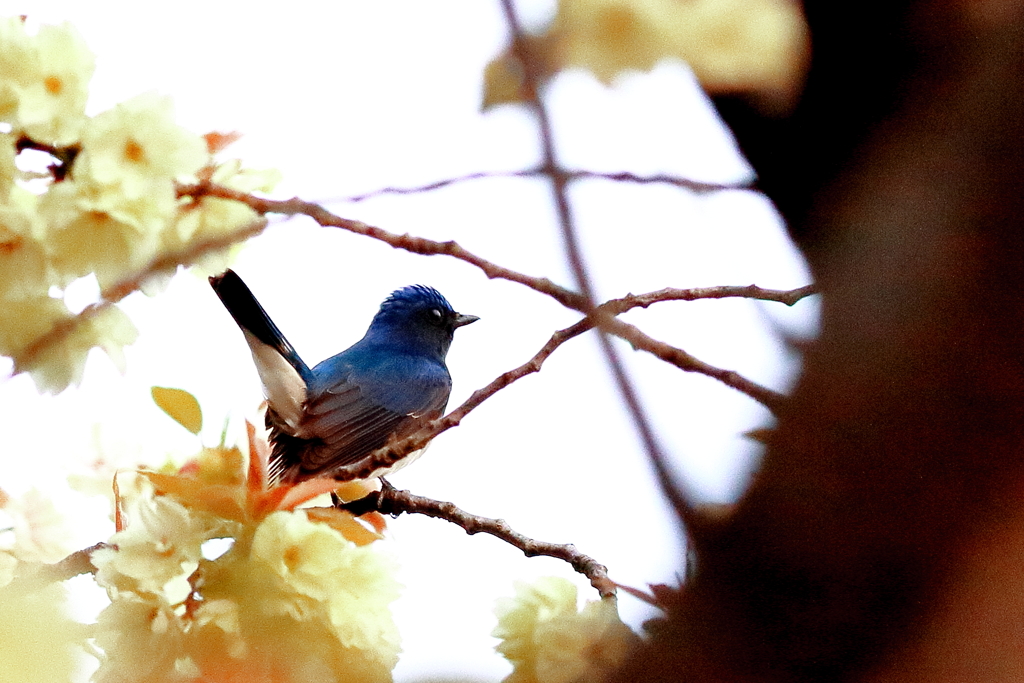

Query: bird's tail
[
  {"left": 210, "top": 265, "right": 315, "bottom": 414},
  {"left": 209, "top": 270, "right": 311, "bottom": 380}
]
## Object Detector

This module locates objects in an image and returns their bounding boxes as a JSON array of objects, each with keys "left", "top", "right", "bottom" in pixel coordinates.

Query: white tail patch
[{"left": 243, "top": 330, "right": 307, "bottom": 432}]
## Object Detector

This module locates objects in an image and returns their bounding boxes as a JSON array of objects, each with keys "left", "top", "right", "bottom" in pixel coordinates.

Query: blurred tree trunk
[{"left": 614, "top": 1, "right": 1024, "bottom": 680}]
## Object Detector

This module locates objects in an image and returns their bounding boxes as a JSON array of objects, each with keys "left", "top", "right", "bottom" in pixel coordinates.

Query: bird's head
[{"left": 364, "top": 285, "right": 478, "bottom": 358}]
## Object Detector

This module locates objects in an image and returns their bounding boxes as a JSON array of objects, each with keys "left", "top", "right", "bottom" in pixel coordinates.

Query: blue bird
[{"left": 209, "top": 269, "right": 478, "bottom": 484}]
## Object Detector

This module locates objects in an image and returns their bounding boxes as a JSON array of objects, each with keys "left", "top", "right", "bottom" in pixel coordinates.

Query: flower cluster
[
  {"left": 494, "top": 576, "right": 640, "bottom": 683},
  {"left": 0, "top": 17, "right": 279, "bottom": 393},
  {"left": 90, "top": 423, "right": 401, "bottom": 683},
  {"left": 484, "top": 0, "right": 809, "bottom": 114}
]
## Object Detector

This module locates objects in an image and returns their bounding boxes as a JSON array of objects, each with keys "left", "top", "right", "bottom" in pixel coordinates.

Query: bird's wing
[
  {"left": 209, "top": 270, "right": 311, "bottom": 430},
  {"left": 287, "top": 353, "right": 452, "bottom": 477}
]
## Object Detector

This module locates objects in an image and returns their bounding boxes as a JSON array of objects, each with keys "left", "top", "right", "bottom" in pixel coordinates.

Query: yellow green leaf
[{"left": 151, "top": 386, "right": 203, "bottom": 434}]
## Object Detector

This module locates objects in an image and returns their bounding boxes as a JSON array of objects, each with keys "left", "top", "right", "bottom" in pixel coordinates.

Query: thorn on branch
[{"left": 338, "top": 484, "right": 617, "bottom": 598}]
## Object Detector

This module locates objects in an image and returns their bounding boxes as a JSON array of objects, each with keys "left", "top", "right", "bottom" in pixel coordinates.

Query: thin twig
[
  {"left": 178, "top": 183, "right": 586, "bottom": 310},
  {"left": 324, "top": 168, "right": 745, "bottom": 204},
  {"left": 430, "top": 318, "right": 594, "bottom": 434},
  {"left": 573, "top": 170, "right": 746, "bottom": 192},
  {"left": 7, "top": 542, "right": 111, "bottom": 589},
  {"left": 497, "top": 0, "right": 696, "bottom": 523},
  {"left": 328, "top": 170, "right": 529, "bottom": 202},
  {"left": 596, "top": 285, "right": 814, "bottom": 412},
  {"left": 604, "top": 316, "right": 787, "bottom": 413},
  {"left": 608, "top": 283, "right": 817, "bottom": 310},
  {"left": 419, "top": 285, "right": 810, "bottom": 450},
  {"left": 341, "top": 485, "right": 616, "bottom": 597}
]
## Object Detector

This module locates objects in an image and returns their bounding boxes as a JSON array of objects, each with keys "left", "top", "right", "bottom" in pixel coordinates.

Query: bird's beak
[{"left": 454, "top": 313, "right": 480, "bottom": 328}]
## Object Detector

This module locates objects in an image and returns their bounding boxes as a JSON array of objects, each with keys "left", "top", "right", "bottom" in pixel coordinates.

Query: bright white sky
[{"left": 1, "top": 2, "right": 816, "bottom": 681}]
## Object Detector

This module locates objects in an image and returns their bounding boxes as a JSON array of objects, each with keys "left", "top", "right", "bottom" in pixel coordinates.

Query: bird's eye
[{"left": 427, "top": 308, "right": 444, "bottom": 323}]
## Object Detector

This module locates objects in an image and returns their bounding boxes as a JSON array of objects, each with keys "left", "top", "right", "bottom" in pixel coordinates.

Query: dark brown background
[{"left": 613, "top": 2, "right": 1024, "bottom": 680}]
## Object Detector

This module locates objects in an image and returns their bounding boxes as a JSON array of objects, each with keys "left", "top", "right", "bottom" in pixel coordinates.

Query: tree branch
[
  {"left": 98, "top": 218, "right": 268, "bottom": 302},
  {"left": 496, "top": 0, "right": 695, "bottom": 523},
  {"left": 607, "top": 283, "right": 817, "bottom": 310},
  {"left": 604, "top": 316, "right": 788, "bottom": 413},
  {"left": 179, "top": 185, "right": 811, "bottom": 414},
  {"left": 309, "top": 317, "right": 596, "bottom": 481},
  {"left": 324, "top": 168, "right": 746, "bottom": 204},
  {"left": 302, "top": 278, "right": 813, "bottom": 482},
  {"left": 7, "top": 262, "right": 810, "bottom": 601},
  {"left": 340, "top": 484, "right": 616, "bottom": 597},
  {"left": 14, "top": 135, "right": 80, "bottom": 181},
  {"left": 11, "top": 217, "right": 267, "bottom": 374},
  {"left": 179, "top": 182, "right": 586, "bottom": 310},
  {"left": 8, "top": 542, "right": 111, "bottom": 589}
]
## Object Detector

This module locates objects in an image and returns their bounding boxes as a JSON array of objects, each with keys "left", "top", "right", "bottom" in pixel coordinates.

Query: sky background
[{"left": 1, "top": 2, "right": 816, "bottom": 681}]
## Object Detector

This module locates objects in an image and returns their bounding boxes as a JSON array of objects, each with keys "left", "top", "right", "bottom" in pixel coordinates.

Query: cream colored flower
[
  {"left": 0, "top": 186, "right": 51, "bottom": 300},
  {"left": 87, "top": 304, "right": 140, "bottom": 374},
  {"left": 78, "top": 91, "right": 207, "bottom": 196},
  {"left": 0, "top": 292, "right": 71, "bottom": 360},
  {"left": 93, "top": 493, "right": 227, "bottom": 597},
  {"left": 92, "top": 592, "right": 187, "bottom": 683},
  {"left": 14, "top": 302, "right": 139, "bottom": 394},
  {"left": 59, "top": 92, "right": 209, "bottom": 245},
  {"left": 559, "top": 0, "right": 808, "bottom": 105},
  {"left": 0, "top": 17, "right": 38, "bottom": 124},
  {"left": 251, "top": 511, "right": 402, "bottom": 661},
  {"left": 218, "top": 161, "right": 282, "bottom": 195},
  {"left": 1, "top": 488, "right": 74, "bottom": 563},
  {"left": 169, "top": 160, "right": 278, "bottom": 273},
  {"left": 39, "top": 180, "right": 162, "bottom": 288},
  {"left": 252, "top": 510, "right": 354, "bottom": 601},
  {"left": 0, "top": 582, "right": 83, "bottom": 683},
  {"left": 168, "top": 192, "right": 257, "bottom": 248},
  {"left": 190, "top": 598, "right": 247, "bottom": 659},
  {"left": 90, "top": 448, "right": 402, "bottom": 683},
  {"left": 0, "top": 550, "right": 17, "bottom": 587},
  {"left": 175, "top": 160, "right": 279, "bottom": 242},
  {"left": 677, "top": 0, "right": 808, "bottom": 100},
  {"left": 484, "top": 0, "right": 808, "bottom": 113},
  {"left": 178, "top": 510, "right": 401, "bottom": 682},
  {"left": 557, "top": 0, "right": 677, "bottom": 80},
  {"left": 188, "top": 594, "right": 397, "bottom": 683},
  {"left": 14, "top": 21, "right": 95, "bottom": 145},
  {"left": 494, "top": 577, "right": 639, "bottom": 683},
  {"left": 0, "top": 132, "right": 17, "bottom": 201}
]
